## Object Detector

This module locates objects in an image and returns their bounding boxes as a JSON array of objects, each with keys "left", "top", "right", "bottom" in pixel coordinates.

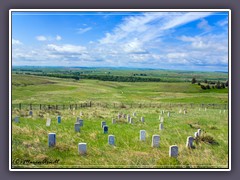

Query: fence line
[{"left": 12, "top": 102, "right": 228, "bottom": 111}]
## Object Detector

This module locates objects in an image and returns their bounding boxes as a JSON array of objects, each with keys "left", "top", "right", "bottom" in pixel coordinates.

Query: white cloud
[
  {"left": 47, "top": 44, "right": 86, "bottom": 54},
  {"left": 197, "top": 19, "right": 212, "bottom": 31},
  {"left": 217, "top": 18, "right": 228, "bottom": 26},
  {"left": 36, "top": 35, "right": 47, "bottom": 41},
  {"left": 56, "top": 35, "right": 62, "bottom": 41},
  {"left": 12, "top": 39, "right": 22, "bottom": 45},
  {"left": 77, "top": 27, "right": 92, "bottom": 34}
]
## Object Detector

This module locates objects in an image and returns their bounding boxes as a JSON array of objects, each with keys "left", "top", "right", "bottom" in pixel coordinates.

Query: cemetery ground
[{"left": 11, "top": 74, "right": 229, "bottom": 168}]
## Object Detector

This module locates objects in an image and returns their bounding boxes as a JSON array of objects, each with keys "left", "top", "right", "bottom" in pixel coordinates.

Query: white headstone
[
  {"left": 159, "top": 123, "right": 164, "bottom": 130},
  {"left": 29, "top": 110, "right": 33, "bottom": 116},
  {"left": 101, "top": 121, "right": 106, "bottom": 128},
  {"left": 118, "top": 114, "right": 121, "bottom": 119},
  {"left": 160, "top": 116, "right": 164, "bottom": 123},
  {"left": 133, "top": 112, "right": 136, "bottom": 117},
  {"left": 169, "top": 145, "right": 178, "bottom": 158},
  {"left": 184, "top": 110, "right": 186, "bottom": 114},
  {"left": 129, "top": 117, "right": 133, "bottom": 124},
  {"left": 123, "top": 114, "right": 126, "bottom": 118},
  {"left": 48, "top": 133, "right": 56, "bottom": 147},
  {"left": 140, "top": 130, "right": 146, "bottom": 141},
  {"left": 197, "top": 129, "right": 201, "bottom": 136},
  {"left": 152, "top": 135, "right": 160, "bottom": 148},
  {"left": 167, "top": 112, "right": 170, "bottom": 117},
  {"left": 14, "top": 116, "right": 19, "bottom": 123},
  {"left": 78, "top": 143, "right": 87, "bottom": 155},
  {"left": 179, "top": 109, "right": 182, "bottom": 113},
  {"left": 75, "top": 123, "right": 80, "bottom": 132},
  {"left": 80, "top": 111, "right": 83, "bottom": 116},
  {"left": 127, "top": 116, "right": 131, "bottom": 123},
  {"left": 103, "top": 125, "right": 108, "bottom": 134},
  {"left": 141, "top": 117, "right": 144, "bottom": 123},
  {"left": 46, "top": 118, "right": 51, "bottom": 127},
  {"left": 112, "top": 118, "right": 116, "bottom": 124},
  {"left": 108, "top": 135, "right": 115, "bottom": 145},
  {"left": 186, "top": 136, "right": 194, "bottom": 148},
  {"left": 194, "top": 132, "right": 199, "bottom": 138}
]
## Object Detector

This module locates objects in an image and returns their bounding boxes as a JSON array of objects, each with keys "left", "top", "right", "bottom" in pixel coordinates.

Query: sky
[{"left": 11, "top": 11, "right": 229, "bottom": 71}]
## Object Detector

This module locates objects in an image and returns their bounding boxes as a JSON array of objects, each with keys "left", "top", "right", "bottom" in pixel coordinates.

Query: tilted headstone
[
  {"left": 46, "top": 118, "right": 51, "bottom": 127},
  {"left": 140, "top": 130, "right": 146, "bottom": 141},
  {"left": 129, "top": 117, "right": 134, "bottom": 124},
  {"left": 14, "top": 116, "right": 19, "bottom": 123},
  {"left": 48, "top": 133, "right": 56, "bottom": 147},
  {"left": 101, "top": 121, "right": 106, "bottom": 128},
  {"left": 103, "top": 125, "right": 108, "bottom": 134},
  {"left": 152, "top": 135, "right": 160, "bottom": 148},
  {"left": 167, "top": 112, "right": 170, "bottom": 117},
  {"left": 194, "top": 132, "right": 199, "bottom": 138},
  {"left": 75, "top": 123, "right": 80, "bottom": 132},
  {"left": 78, "top": 119, "right": 83, "bottom": 127},
  {"left": 112, "top": 118, "right": 116, "bottom": 124},
  {"left": 141, "top": 117, "right": 144, "bottom": 123},
  {"left": 159, "top": 123, "right": 164, "bottom": 130},
  {"left": 57, "top": 116, "right": 61, "bottom": 123},
  {"left": 78, "top": 143, "right": 87, "bottom": 155},
  {"left": 127, "top": 116, "right": 131, "bottom": 123},
  {"left": 169, "top": 145, "right": 178, "bottom": 158},
  {"left": 197, "top": 129, "right": 201, "bottom": 136},
  {"left": 29, "top": 110, "right": 33, "bottom": 116},
  {"left": 186, "top": 136, "right": 194, "bottom": 148},
  {"left": 108, "top": 135, "right": 115, "bottom": 145}
]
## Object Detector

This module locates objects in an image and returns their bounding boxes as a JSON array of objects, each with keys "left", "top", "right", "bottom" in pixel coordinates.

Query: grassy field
[{"left": 11, "top": 73, "right": 229, "bottom": 169}]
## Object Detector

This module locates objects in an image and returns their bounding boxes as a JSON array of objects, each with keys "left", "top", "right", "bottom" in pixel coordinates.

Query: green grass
[{"left": 11, "top": 74, "right": 229, "bottom": 169}]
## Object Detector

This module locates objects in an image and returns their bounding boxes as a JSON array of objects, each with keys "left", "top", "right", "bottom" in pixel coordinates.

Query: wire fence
[{"left": 12, "top": 102, "right": 228, "bottom": 111}]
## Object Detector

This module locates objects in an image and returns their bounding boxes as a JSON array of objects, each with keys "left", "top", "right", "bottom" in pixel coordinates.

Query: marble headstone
[
  {"left": 108, "top": 135, "right": 115, "bottom": 145},
  {"left": 159, "top": 123, "right": 164, "bottom": 130},
  {"left": 186, "top": 136, "right": 194, "bottom": 148},
  {"left": 57, "top": 116, "right": 61, "bottom": 123},
  {"left": 197, "top": 129, "right": 201, "bottom": 136},
  {"left": 14, "top": 116, "right": 19, "bottom": 123},
  {"left": 112, "top": 118, "right": 116, "bottom": 124},
  {"left": 169, "top": 145, "right": 178, "bottom": 158},
  {"left": 152, "top": 135, "right": 160, "bottom": 148},
  {"left": 101, "top": 121, "right": 106, "bottom": 128},
  {"left": 75, "top": 123, "right": 80, "bottom": 132},
  {"left": 46, "top": 118, "right": 51, "bottom": 127},
  {"left": 78, "top": 143, "right": 87, "bottom": 155},
  {"left": 103, "top": 125, "right": 108, "bottom": 134},
  {"left": 140, "top": 130, "right": 146, "bottom": 141},
  {"left": 141, "top": 117, "right": 144, "bottom": 123},
  {"left": 48, "top": 133, "right": 56, "bottom": 147}
]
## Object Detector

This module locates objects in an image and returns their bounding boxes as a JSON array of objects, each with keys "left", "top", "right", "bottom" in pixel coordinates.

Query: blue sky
[{"left": 12, "top": 11, "right": 229, "bottom": 71}]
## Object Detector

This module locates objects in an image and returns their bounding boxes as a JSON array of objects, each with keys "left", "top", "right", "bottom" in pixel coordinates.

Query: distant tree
[
  {"left": 192, "top": 77, "right": 197, "bottom": 84},
  {"left": 204, "top": 79, "right": 208, "bottom": 83},
  {"left": 201, "top": 85, "right": 206, "bottom": 90},
  {"left": 221, "top": 82, "right": 225, "bottom": 89},
  {"left": 215, "top": 81, "right": 221, "bottom": 89},
  {"left": 198, "top": 82, "right": 201, "bottom": 85},
  {"left": 206, "top": 84, "right": 210, "bottom": 89},
  {"left": 225, "top": 80, "right": 228, "bottom": 87}
]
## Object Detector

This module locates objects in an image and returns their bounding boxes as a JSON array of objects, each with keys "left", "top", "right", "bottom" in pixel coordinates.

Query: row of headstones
[{"left": 48, "top": 132, "right": 179, "bottom": 157}]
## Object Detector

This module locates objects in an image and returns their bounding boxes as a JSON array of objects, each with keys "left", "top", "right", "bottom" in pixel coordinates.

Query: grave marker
[
  {"left": 29, "top": 110, "right": 33, "bottom": 116},
  {"left": 112, "top": 118, "right": 116, "bottom": 124},
  {"left": 159, "top": 123, "right": 164, "bottom": 130},
  {"left": 186, "top": 136, "right": 194, "bottom": 148},
  {"left": 141, "top": 117, "right": 144, "bottom": 123},
  {"left": 197, "top": 129, "right": 201, "bottom": 136},
  {"left": 57, "top": 116, "right": 61, "bottom": 123},
  {"left": 46, "top": 118, "right": 51, "bottom": 127},
  {"left": 75, "top": 123, "right": 80, "bottom": 132},
  {"left": 14, "top": 116, "right": 19, "bottom": 123},
  {"left": 129, "top": 117, "right": 134, "bottom": 124},
  {"left": 160, "top": 116, "right": 164, "bottom": 123},
  {"left": 78, "top": 143, "right": 87, "bottom": 155},
  {"left": 140, "top": 130, "right": 146, "bottom": 141},
  {"left": 127, "top": 115, "right": 131, "bottom": 123},
  {"left": 101, "top": 121, "right": 106, "bottom": 128},
  {"left": 108, "top": 135, "right": 115, "bottom": 145},
  {"left": 78, "top": 119, "right": 83, "bottom": 127},
  {"left": 169, "top": 145, "right": 178, "bottom": 158},
  {"left": 152, "top": 135, "right": 160, "bottom": 148},
  {"left": 194, "top": 132, "right": 199, "bottom": 138},
  {"left": 48, "top": 133, "right": 56, "bottom": 147},
  {"left": 167, "top": 112, "right": 170, "bottom": 117},
  {"left": 133, "top": 112, "right": 136, "bottom": 117},
  {"left": 103, "top": 125, "right": 108, "bottom": 134}
]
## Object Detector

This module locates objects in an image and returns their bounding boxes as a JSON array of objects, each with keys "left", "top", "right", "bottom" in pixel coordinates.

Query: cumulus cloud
[
  {"left": 12, "top": 39, "right": 22, "bottom": 45},
  {"left": 36, "top": 35, "right": 47, "bottom": 41},
  {"left": 56, "top": 35, "right": 62, "bottom": 41},
  {"left": 197, "top": 19, "right": 212, "bottom": 31}
]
